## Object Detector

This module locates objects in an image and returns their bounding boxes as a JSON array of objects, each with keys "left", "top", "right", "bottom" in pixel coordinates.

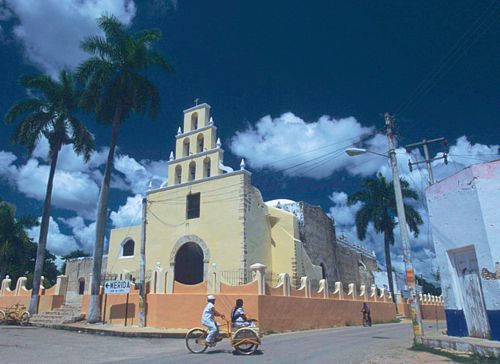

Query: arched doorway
[{"left": 174, "top": 242, "right": 204, "bottom": 284}]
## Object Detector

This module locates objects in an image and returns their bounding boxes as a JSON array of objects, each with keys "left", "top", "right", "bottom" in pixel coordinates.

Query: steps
[{"left": 30, "top": 303, "right": 85, "bottom": 327}]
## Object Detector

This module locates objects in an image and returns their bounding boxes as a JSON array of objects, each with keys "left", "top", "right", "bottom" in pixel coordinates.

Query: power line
[{"left": 395, "top": 1, "right": 500, "bottom": 116}]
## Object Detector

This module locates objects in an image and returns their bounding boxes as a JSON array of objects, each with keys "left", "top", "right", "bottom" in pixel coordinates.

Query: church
[{"left": 102, "top": 102, "right": 377, "bottom": 291}]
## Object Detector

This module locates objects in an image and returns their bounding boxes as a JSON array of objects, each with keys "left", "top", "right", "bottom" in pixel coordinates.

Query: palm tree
[
  {"left": 77, "top": 15, "right": 173, "bottom": 323},
  {"left": 348, "top": 173, "right": 423, "bottom": 302},
  {"left": 4, "top": 71, "right": 93, "bottom": 314},
  {"left": 0, "top": 199, "right": 38, "bottom": 281}
]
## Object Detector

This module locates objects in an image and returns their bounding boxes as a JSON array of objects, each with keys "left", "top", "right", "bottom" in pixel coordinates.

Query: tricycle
[
  {"left": 0, "top": 303, "right": 30, "bottom": 325},
  {"left": 185, "top": 318, "right": 261, "bottom": 355}
]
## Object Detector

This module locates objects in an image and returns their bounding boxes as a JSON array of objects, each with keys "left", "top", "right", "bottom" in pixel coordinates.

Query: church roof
[{"left": 265, "top": 199, "right": 297, "bottom": 207}]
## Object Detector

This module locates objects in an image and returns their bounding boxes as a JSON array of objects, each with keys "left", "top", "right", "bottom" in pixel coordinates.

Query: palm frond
[
  {"left": 4, "top": 99, "right": 45, "bottom": 124},
  {"left": 68, "top": 116, "right": 94, "bottom": 161},
  {"left": 11, "top": 112, "right": 52, "bottom": 155},
  {"left": 19, "top": 74, "right": 59, "bottom": 100},
  {"left": 130, "top": 73, "right": 160, "bottom": 117},
  {"left": 145, "top": 51, "right": 175, "bottom": 72},
  {"left": 135, "top": 29, "right": 162, "bottom": 45},
  {"left": 347, "top": 191, "right": 370, "bottom": 205},
  {"left": 404, "top": 205, "right": 423, "bottom": 237},
  {"left": 401, "top": 181, "right": 419, "bottom": 200},
  {"left": 354, "top": 206, "right": 371, "bottom": 240},
  {"left": 80, "top": 35, "right": 116, "bottom": 59},
  {"left": 97, "top": 14, "right": 126, "bottom": 44}
]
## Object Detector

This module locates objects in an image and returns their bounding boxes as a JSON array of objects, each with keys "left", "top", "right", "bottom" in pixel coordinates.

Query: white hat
[{"left": 207, "top": 295, "right": 215, "bottom": 300}]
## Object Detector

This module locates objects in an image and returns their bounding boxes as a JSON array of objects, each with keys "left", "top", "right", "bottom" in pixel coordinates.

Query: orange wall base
[
  {"left": 258, "top": 296, "right": 397, "bottom": 332},
  {"left": 82, "top": 293, "right": 400, "bottom": 332},
  {"left": 0, "top": 295, "right": 64, "bottom": 313}
]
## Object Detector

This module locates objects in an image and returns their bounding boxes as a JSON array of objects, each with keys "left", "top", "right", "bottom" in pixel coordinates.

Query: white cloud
[
  {"left": 1, "top": 0, "right": 136, "bottom": 76},
  {"left": 14, "top": 159, "right": 100, "bottom": 219},
  {"left": 110, "top": 194, "right": 142, "bottom": 228},
  {"left": 59, "top": 216, "right": 96, "bottom": 253},
  {"left": 114, "top": 154, "right": 168, "bottom": 194},
  {"left": 231, "top": 112, "right": 498, "bottom": 281},
  {"left": 27, "top": 216, "right": 79, "bottom": 257},
  {"left": 0, "top": 134, "right": 169, "bottom": 219},
  {"left": 0, "top": 150, "right": 18, "bottom": 184},
  {"left": 230, "top": 112, "right": 382, "bottom": 179},
  {"left": 327, "top": 136, "right": 498, "bottom": 284}
]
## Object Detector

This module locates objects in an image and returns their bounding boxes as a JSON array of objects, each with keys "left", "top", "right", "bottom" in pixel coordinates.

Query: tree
[
  {"left": 0, "top": 200, "right": 58, "bottom": 289},
  {"left": 60, "top": 249, "right": 91, "bottom": 275},
  {"left": 77, "top": 15, "right": 173, "bottom": 323},
  {"left": 4, "top": 71, "right": 93, "bottom": 314},
  {"left": 348, "top": 173, "right": 423, "bottom": 302}
]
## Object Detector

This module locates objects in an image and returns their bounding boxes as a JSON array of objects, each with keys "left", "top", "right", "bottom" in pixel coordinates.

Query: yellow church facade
[{"left": 106, "top": 103, "right": 322, "bottom": 287}]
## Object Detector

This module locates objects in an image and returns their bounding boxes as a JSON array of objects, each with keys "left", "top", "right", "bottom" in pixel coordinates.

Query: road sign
[{"left": 104, "top": 280, "right": 131, "bottom": 294}]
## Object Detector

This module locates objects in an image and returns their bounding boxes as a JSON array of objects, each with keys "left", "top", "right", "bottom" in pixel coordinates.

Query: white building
[{"left": 425, "top": 159, "right": 499, "bottom": 341}]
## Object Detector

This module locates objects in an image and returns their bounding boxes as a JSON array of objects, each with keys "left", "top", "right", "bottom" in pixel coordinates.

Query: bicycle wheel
[
  {"left": 185, "top": 328, "right": 208, "bottom": 354},
  {"left": 0, "top": 311, "right": 6, "bottom": 325},
  {"left": 233, "top": 328, "right": 259, "bottom": 355},
  {"left": 20, "top": 311, "right": 30, "bottom": 326}
]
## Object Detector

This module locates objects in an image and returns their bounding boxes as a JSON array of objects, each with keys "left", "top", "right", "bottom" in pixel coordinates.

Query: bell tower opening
[
  {"left": 183, "top": 138, "right": 190, "bottom": 157},
  {"left": 188, "top": 161, "right": 196, "bottom": 181},
  {"left": 197, "top": 134, "right": 204, "bottom": 153},
  {"left": 203, "top": 157, "right": 211, "bottom": 178},
  {"left": 191, "top": 112, "right": 198, "bottom": 130},
  {"left": 174, "top": 242, "right": 204, "bottom": 284},
  {"left": 175, "top": 165, "right": 182, "bottom": 184}
]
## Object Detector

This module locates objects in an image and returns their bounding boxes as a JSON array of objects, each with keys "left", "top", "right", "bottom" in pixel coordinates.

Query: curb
[
  {"left": 422, "top": 336, "right": 500, "bottom": 359},
  {"left": 31, "top": 323, "right": 186, "bottom": 339}
]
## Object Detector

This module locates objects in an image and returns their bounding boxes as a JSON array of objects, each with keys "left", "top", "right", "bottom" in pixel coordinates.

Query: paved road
[{"left": 0, "top": 323, "right": 452, "bottom": 363}]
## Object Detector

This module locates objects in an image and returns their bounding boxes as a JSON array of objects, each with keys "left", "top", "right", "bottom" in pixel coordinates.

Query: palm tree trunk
[
  {"left": 87, "top": 107, "right": 122, "bottom": 323},
  {"left": 28, "top": 145, "right": 60, "bottom": 315},
  {"left": 384, "top": 229, "right": 396, "bottom": 304}
]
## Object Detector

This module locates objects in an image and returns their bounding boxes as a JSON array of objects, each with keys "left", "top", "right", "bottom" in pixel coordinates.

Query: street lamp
[
  {"left": 345, "top": 147, "right": 388, "bottom": 158},
  {"left": 345, "top": 113, "right": 424, "bottom": 344}
]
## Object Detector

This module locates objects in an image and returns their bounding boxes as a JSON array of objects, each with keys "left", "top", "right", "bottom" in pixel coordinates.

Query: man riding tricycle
[{"left": 185, "top": 295, "right": 261, "bottom": 355}]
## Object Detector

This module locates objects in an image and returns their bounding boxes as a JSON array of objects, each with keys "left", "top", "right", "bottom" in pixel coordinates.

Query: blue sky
[{"left": 0, "top": 1, "right": 498, "bottom": 278}]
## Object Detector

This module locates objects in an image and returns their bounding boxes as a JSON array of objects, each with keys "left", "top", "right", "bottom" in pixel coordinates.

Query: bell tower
[{"left": 167, "top": 103, "right": 224, "bottom": 186}]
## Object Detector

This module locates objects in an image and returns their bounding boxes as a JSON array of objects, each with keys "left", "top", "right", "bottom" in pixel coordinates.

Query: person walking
[{"left": 362, "top": 302, "right": 372, "bottom": 327}]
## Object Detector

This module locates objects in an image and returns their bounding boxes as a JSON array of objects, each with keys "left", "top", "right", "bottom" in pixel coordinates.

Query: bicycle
[
  {"left": 185, "top": 318, "right": 261, "bottom": 355},
  {"left": 0, "top": 304, "right": 30, "bottom": 326}
]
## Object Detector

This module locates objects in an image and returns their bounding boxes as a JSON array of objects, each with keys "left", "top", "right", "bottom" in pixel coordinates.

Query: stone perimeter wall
[
  {"left": 0, "top": 275, "right": 68, "bottom": 313},
  {"left": 80, "top": 270, "right": 444, "bottom": 332},
  {"left": 81, "top": 292, "right": 400, "bottom": 332}
]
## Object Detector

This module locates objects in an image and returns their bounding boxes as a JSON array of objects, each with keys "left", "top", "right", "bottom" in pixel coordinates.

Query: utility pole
[
  {"left": 385, "top": 113, "right": 424, "bottom": 344},
  {"left": 405, "top": 138, "right": 448, "bottom": 185},
  {"left": 138, "top": 196, "right": 147, "bottom": 327}
]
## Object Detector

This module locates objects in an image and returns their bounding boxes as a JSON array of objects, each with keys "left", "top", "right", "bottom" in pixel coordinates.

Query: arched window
[
  {"left": 197, "top": 134, "right": 204, "bottom": 153},
  {"left": 191, "top": 112, "right": 198, "bottom": 130},
  {"left": 175, "top": 165, "right": 182, "bottom": 184},
  {"left": 183, "top": 138, "right": 190, "bottom": 157},
  {"left": 78, "top": 278, "right": 85, "bottom": 295},
  {"left": 188, "top": 161, "right": 196, "bottom": 181},
  {"left": 320, "top": 263, "right": 327, "bottom": 280},
  {"left": 203, "top": 157, "right": 211, "bottom": 178},
  {"left": 122, "top": 239, "right": 135, "bottom": 257}
]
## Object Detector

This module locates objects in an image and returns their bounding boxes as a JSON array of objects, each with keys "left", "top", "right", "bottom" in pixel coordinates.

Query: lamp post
[
  {"left": 345, "top": 113, "right": 423, "bottom": 344},
  {"left": 138, "top": 195, "right": 147, "bottom": 327}
]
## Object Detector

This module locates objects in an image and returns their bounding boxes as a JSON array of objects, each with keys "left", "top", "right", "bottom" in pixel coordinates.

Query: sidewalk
[
  {"left": 421, "top": 321, "right": 500, "bottom": 359},
  {"left": 57, "top": 321, "right": 187, "bottom": 338}
]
